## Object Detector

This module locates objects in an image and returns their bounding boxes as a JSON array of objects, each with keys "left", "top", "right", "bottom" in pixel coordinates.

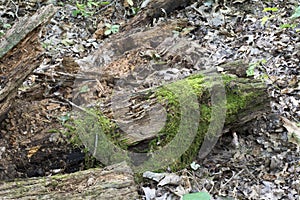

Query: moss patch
[{"left": 70, "top": 73, "right": 266, "bottom": 173}]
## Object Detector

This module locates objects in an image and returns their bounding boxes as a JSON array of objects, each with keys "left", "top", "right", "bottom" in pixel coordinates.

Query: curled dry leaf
[{"left": 281, "top": 116, "right": 300, "bottom": 145}]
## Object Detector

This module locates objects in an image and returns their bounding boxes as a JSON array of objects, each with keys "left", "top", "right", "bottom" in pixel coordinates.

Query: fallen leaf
[
  {"left": 281, "top": 116, "right": 300, "bottom": 145},
  {"left": 27, "top": 145, "right": 41, "bottom": 159},
  {"left": 182, "top": 192, "right": 211, "bottom": 200},
  {"left": 158, "top": 173, "right": 181, "bottom": 186},
  {"left": 143, "top": 171, "right": 166, "bottom": 182},
  {"left": 190, "top": 161, "right": 201, "bottom": 170},
  {"left": 142, "top": 187, "right": 156, "bottom": 200}
]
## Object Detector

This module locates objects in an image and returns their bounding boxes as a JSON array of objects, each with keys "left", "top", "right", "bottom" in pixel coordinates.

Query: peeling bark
[
  {"left": 0, "top": 162, "right": 139, "bottom": 200},
  {"left": 0, "top": 5, "right": 58, "bottom": 121}
]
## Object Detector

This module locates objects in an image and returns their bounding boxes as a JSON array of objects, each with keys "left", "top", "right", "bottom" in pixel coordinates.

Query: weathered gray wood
[
  {"left": 122, "top": 0, "right": 195, "bottom": 30},
  {"left": 0, "top": 5, "right": 58, "bottom": 121},
  {"left": 0, "top": 162, "right": 139, "bottom": 199},
  {"left": 0, "top": 5, "right": 58, "bottom": 58}
]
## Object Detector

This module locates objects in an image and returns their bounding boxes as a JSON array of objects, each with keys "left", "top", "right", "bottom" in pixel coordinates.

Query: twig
[
  {"left": 10, "top": 0, "right": 19, "bottom": 19},
  {"left": 55, "top": 94, "right": 98, "bottom": 118},
  {"left": 220, "top": 169, "right": 244, "bottom": 188}
]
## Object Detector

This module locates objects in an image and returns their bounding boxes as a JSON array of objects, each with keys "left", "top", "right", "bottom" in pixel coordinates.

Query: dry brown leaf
[
  {"left": 27, "top": 145, "right": 41, "bottom": 159},
  {"left": 281, "top": 116, "right": 300, "bottom": 145}
]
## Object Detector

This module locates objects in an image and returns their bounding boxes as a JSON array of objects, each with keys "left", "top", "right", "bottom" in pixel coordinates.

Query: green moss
[
  {"left": 151, "top": 75, "right": 210, "bottom": 171},
  {"left": 69, "top": 73, "right": 264, "bottom": 174},
  {"left": 222, "top": 74, "right": 262, "bottom": 123},
  {"left": 146, "top": 74, "right": 263, "bottom": 171}
]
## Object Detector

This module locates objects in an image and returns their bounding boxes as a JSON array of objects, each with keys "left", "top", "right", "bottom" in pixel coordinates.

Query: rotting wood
[
  {"left": 0, "top": 4, "right": 58, "bottom": 122},
  {"left": 0, "top": 2, "right": 272, "bottom": 198},
  {"left": 72, "top": 23, "right": 271, "bottom": 171},
  {"left": 122, "top": 0, "right": 195, "bottom": 30},
  {"left": 0, "top": 162, "right": 139, "bottom": 200}
]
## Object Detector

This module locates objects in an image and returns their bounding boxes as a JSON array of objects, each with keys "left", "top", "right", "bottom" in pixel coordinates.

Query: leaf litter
[{"left": 0, "top": 0, "right": 299, "bottom": 199}]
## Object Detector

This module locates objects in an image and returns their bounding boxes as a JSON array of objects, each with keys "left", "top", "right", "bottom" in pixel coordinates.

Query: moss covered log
[
  {"left": 74, "top": 72, "right": 270, "bottom": 172},
  {"left": 0, "top": 162, "right": 139, "bottom": 199}
]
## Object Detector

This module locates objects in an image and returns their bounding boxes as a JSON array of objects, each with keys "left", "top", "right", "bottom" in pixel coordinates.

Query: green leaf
[
  {"left": 105, "top": 23, "right": 112, "bottom": 28},
  {"left": 47, "top": 129, "right": 60, "bottom": 133},
  {"left": 131, "top": 7, "right": 139, "bottom": 15},
  {"left": 87, "top": 0, "right": 99, "bottom": 7},
  {"left": 246, "top": 63, "right": 256, "bottom": 77},
  {"left": 263, "top": 7, "right": 278, "bottom": 12},
  {"left": 291, "top": 6, "right": 300, "bottom": 19},
  {"left": 280, "top": 23, "right": 297, "bottom": 29},
  {"left": 72, "top": 9, "right": 81, "bottom": 17},
  {"left": 111, "top": 25, "right": 120, "bottom": 33},
  {"left": 261, "top": 16, "right": 269, "bottom": 25},
  {"left": 183, "top": 192, "right": 211, "bottom": 200},
  {"left": 82, "top": 10, "right": 93, "bottom": 17},
  {"left": 58, "top": 113, "right": 71, "bottom": 124},
  {"left": 79, "top": 85, "right": 89, "bottom": 93},
  {"left": 260, "top": 59, "right": 267, "bottom": 64},
  {"left": 61, "top": 38, "right": 74, "bottom": 46},
  {"left": 104, "top": 29, "right": 112, "bottom": 35},
  {"left": 76, "top": 2, "right": 85, "bottom": 10},
  {"left": 3, "top": 23, "right": 11, "bottom": 29},
  {"left": 100, "top": 1, "right": 110, "bottom": 5}
]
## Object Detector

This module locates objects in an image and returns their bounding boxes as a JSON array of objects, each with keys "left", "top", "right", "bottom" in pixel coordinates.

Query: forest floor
[{"left": 0, "top": 0, "right": 299, "bottom": 199}]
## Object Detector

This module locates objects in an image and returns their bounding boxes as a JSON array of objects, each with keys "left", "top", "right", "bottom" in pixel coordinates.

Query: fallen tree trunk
[
  {"left": 0, "top": 4, "right": 58, "bottom": 122},
  {"left": 73, "top": 72, "right": 270, "bottom": 172},
  {"left": 122, "top": 0, "right": 195, "bottom": 30},
  {"left": 0, "top": 2, "right": 271, "bottom": 198},
  {"left": 0, "top": 162, "right": 139, "bottom": 199},
  {"left": 71, "top": 23, "right": 271, "bottom": 172}
]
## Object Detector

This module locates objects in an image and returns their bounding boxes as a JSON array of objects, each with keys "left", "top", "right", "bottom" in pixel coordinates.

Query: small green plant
[
  {"left": 278, "top": 6, "right": 300, "bottom": 32},
  {"left": 126, "top": 6, "right": 139, "bottom": 16},
  {"left": 182, "top": 192, "right": 211, "bottom": 200},
  {"left": 58, "top": 113, "right": 71, "bottom": 124},
  {"left": 261, "top": 7, "right": 278, "bottom": 26},
  {"left": 246, "top": 59, "right": 267, "bottom": 77},
  {"left": 2, "top": 23, "right": 11, "bottom": 29},
  {"left": 291, "top": 6, "right": 300, "bottom": 19},
  {"left": 263, "top": 7, "right": 279, "bottom": 12},
  {"left": 72, "top": 0, "right": 110, "bottom": 17},
  {"left": 104, "top": 23, "right": 120, "bottom": 35},
  {"left": 0, "top": 23, "right": 11, "bottom": 38},
  {"left": 124, "top": 0, "right": 140, "bottom": 16},
  {"left": 280, "top": 23, "right": 297, "bottom": 29},
  {"left": 0, "top": 30, "right": 4, "bottom": 38}
]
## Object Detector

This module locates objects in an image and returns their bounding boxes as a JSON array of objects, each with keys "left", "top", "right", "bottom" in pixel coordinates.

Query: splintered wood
[{"left": 0, "top": 5, "right": 58, "bottom": 121}]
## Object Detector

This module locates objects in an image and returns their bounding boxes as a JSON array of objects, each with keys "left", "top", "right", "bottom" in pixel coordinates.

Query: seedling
[
  {"left": 104, "top": 23, "right": 120, "bottom": 35},
  {"left": 72, "top": 0, "right": 110, "bottom": 17},
  {"left": 246, "top": 59, "right": 266, "bottom": 77}
]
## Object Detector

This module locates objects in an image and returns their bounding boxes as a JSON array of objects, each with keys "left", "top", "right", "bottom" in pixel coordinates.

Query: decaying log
[
  {"left": 122, "top": 0, "right": 195, "bottom": 30},
  {"left": 0, "top": 4, "right": 58, "bottom": 121},
  {"left": 74, "top": 21, "right": 271, "bottom": 145},
  {"left": 71, "top": 22, "right": 271, "bottom": 171},
  {"left": 0, "top": 2, "right": 271, "bottom": 198},
  {"left": 73, "top": 72, "right": 270, "bottom": 169},
  {"left": 0, "top": 162, "right": 139, "bottom": 199}
]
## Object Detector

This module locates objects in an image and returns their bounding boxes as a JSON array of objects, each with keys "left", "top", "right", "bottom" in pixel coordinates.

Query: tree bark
[
  {"left": 122, "top": 0, "right": 196, "bottom": 30},
  {"left": 0, "top": 162, "right": 139, "bottom": 200},
  {"left": 0, "top": 4, "right": 58, "bottom": 122},
  {"left": 0, "top": 2, "right": 271, "bottom": 198}
]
